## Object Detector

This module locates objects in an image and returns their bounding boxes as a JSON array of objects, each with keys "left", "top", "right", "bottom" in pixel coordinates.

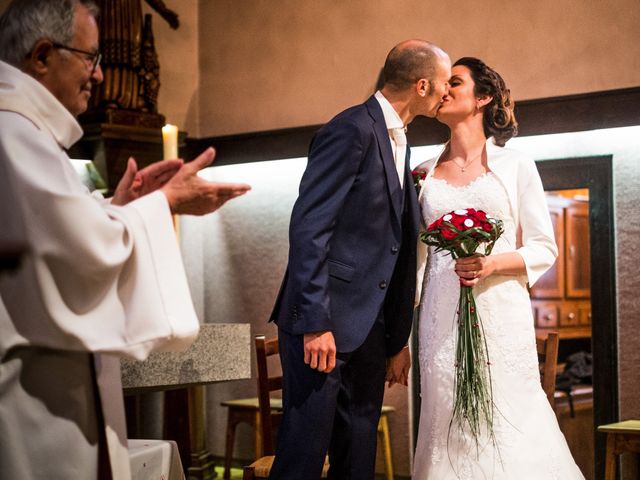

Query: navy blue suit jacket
[{"left": 270, "top": 96, "right": 421, "bottom": 356}]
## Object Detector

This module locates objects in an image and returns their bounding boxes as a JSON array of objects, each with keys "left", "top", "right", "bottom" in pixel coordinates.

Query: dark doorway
[{"left": 537, "top": 155, "right": 616, "bottom": 480}]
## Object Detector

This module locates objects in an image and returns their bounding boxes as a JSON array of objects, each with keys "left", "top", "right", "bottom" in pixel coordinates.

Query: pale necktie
[{"left": 390, "top": 127, "right": 407, "bottom": 189}]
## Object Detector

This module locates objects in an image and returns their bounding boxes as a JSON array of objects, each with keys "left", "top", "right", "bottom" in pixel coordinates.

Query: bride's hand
[
  {"left": 454, "top": 253, "right": 495, "bottom": 286},
  {"left": 386, "top": 346, "right": 411, "bottom": 387}
]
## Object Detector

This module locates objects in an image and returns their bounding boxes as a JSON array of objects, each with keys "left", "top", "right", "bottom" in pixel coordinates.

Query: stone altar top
[{"left": 121, "top": 323, "right": 251, "bottom": 393}]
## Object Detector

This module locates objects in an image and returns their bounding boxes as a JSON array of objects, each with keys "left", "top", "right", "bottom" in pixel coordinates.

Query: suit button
[
  {"left": 379, "top": 281, "right": 387, "bottom": 289},
  {"left": 391, "top": 246, "right": 399, "bottom": 254}
]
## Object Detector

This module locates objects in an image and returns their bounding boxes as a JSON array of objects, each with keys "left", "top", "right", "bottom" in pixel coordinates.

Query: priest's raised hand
[{"left": 160, "top": 147, "right": 251, "bottom": 215}]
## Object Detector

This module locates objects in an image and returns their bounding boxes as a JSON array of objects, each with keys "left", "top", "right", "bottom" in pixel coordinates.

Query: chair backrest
[
  {"left": 254, "top": 335, "right": 283, "bottom": 456},
  {"left": 536, "top": 331, "right": 560, "bottom": 409}
]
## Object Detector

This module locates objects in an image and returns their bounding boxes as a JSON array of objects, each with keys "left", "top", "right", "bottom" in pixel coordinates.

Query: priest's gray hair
[{"left": 0, "top": 0, "right": 98, "bottom": 67}]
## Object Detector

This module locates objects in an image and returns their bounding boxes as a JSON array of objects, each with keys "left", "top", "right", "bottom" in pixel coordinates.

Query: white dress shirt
[{"left": 374, "top": 90, "right": 406, "bottom": 188}]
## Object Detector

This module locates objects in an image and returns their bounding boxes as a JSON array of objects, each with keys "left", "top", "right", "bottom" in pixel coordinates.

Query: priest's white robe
[{"left": 0, "top": 60, "right": 199, "bottom": 479}]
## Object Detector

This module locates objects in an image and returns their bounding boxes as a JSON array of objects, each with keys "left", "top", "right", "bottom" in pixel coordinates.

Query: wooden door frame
[{"left": 537, "top": 155, "right": 616, "bottom": 480}]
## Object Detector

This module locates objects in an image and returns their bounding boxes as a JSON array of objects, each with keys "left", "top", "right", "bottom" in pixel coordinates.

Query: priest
[{"left": 0, "top": 0, "right": 250, "bottom": 478}]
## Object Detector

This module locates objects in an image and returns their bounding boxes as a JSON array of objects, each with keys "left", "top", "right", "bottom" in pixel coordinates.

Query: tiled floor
[{"left": 214, "top": 465, "right": 243, "bottom": 479}]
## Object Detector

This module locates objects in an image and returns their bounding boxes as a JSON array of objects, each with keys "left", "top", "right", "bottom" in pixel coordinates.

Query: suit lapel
[{"left": 365, "top": 96, "right": 403, "bottom": 221}]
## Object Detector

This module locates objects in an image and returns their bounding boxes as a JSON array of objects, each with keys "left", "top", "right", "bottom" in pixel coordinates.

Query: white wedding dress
[{"left": 413, "top": 172, "right": 584, "bottom": 479}]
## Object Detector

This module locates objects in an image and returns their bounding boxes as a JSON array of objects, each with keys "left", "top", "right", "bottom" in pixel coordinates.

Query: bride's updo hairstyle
[{"left": 454, "top": 57, "right": 518, "bottom": 146}]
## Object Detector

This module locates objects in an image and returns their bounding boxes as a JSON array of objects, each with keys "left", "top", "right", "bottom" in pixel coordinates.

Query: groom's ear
[{"left": 416, "top": 78, "right": 429, "bottom": 97}]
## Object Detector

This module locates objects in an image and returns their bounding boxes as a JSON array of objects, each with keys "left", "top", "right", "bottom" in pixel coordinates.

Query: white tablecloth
[{"left": 128, "top": 439, "right": 185, "bottom": 480}]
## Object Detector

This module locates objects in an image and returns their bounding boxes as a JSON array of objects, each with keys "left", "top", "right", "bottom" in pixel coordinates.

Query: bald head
[{"left": 382, "top": 39, "right": 448, "bottom": 92}]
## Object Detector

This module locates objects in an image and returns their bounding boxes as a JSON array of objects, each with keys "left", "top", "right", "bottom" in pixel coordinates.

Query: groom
[{"left": 269, "top": 39, "right": 451, "bottom": 479}]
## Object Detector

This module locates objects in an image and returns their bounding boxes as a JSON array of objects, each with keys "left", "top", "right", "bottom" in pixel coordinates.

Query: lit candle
[
  {"left": 162, "top": 123, "right": 181, "bottom": 236},
  {"left": 162, "top": 124, "right": 179, "bottom": 160}
]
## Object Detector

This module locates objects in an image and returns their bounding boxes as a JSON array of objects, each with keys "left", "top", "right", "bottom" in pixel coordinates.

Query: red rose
[
  {"left": 442, "top": 228, "right": 457, "bottom": 240},
  {"left": 474, "top": 210, "right": 487, "bottom": 221},
  {"left": 450, "top": 215, "right": 465, "bottom": 229},
  {"left": 412, "top": 169, "right": 427, "bottom": 181},
  {"left": 427, "top": 218, "right": 441, "bottom": 231}
]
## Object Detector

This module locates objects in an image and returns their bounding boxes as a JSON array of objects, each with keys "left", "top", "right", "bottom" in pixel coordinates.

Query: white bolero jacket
[{"left": 414, "top": 138, "right": 558, "bottom": 306}]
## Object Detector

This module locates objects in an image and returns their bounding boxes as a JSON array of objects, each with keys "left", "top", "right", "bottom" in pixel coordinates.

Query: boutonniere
[{"left": 411, "top": 169, "right": 426, "bottom": 195}]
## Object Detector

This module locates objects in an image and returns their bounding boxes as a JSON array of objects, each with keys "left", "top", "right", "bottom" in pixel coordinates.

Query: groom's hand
[
  {"left": 386, "top": 346, "right": 411, "bottom": 387},
  {"left": 303, "top": 331, "right": 336, "bottom": 373}
]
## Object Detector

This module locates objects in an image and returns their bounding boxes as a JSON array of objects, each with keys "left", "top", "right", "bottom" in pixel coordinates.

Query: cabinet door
[
  {"left": 565, "top": 202, "right": 590, "bottom": 298},
  {"left": 530, "top": 203, "right": 565, "bottom": 298}
]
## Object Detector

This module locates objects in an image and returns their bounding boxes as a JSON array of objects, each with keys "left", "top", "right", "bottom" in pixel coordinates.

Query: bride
[{"left": 412, "top": 57, "right": 584, "bottom": 479}]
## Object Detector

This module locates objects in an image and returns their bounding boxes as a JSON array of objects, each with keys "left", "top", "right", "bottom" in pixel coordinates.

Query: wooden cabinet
[
  {"left": 531, "top": 201, "right": 566, "bottom": 299},
  {"left": 533, "top": 302, "right": 559, "bottom": 329},
  {"left": 531, "top": 196, "right": 590, "bottom": 338},
  {"left": 565, "top": 202, "right": 591, "bottom": 298}
]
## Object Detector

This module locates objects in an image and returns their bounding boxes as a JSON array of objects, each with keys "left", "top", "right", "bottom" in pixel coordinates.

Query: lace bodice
[{"left": 422, "top": 173, "right": 516, "bottom": 255}]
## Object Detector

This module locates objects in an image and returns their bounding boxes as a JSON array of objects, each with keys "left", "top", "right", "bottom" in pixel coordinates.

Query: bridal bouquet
[{"left": 420, "top": 208, "right": 504, "bottom": 445}]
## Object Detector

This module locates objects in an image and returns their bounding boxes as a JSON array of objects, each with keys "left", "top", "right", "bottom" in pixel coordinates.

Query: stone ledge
[{"left": 121, "top": 323, "right": 251, "bottom": 393}]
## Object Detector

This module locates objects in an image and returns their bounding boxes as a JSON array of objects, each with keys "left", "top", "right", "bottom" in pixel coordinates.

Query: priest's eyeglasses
[{"left": 51, "top": 43, "right": 102, "bottom": 75}]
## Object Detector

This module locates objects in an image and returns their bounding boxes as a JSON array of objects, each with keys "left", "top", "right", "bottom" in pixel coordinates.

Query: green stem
[{"left": 449, "top": 285, "right": 495, "bottom": 449}]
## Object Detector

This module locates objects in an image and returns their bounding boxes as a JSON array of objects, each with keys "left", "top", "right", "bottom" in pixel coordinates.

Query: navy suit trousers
[{"left": 269, "top": 321, "right": 387, "bottom": 480}]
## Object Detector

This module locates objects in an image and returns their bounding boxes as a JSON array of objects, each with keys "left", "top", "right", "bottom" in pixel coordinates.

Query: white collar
[
  {"left": 0, "top": 60, "right": 83, "bottom": 149},
  {"left": 374, "top": 90, "right": 405, "bottom": 131}
]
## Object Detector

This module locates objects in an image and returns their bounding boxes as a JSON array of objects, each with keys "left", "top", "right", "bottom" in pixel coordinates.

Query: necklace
[{"left": 451, "top": 152, "right": 483, "bottom": 172}]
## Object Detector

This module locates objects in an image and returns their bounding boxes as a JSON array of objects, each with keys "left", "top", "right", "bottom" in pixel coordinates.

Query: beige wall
[
  {"left": 142, "top": 0, "right": 200, "bottom": 136},
  {"left": 175, "top": 0, "right": 640, "bottom": 137},
  {"left": 3, "top": 0, "right": 638, "bottom": 137}
]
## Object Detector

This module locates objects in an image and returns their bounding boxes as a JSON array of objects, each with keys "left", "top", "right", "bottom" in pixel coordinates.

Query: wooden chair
[
  {"left": 219, "top": 396, "right": 283, "bottom": 479},
  {"left": 597, "top": 419, "right": 640, "bottom": 480},
  {"left": 536, "top": 330, "right": 560, "bottom": 408},
  {"left": 243, "top": 335, "right": 394, "bottom": 480},
  {"left": 254, "top": 335, "right": 283, "bottom": 458},
  {"left": 243, "top": 335, "right": 297, "bottom": 480},
  {"left": 220, "top": 333, "right": 285, "bottom": 479}
]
